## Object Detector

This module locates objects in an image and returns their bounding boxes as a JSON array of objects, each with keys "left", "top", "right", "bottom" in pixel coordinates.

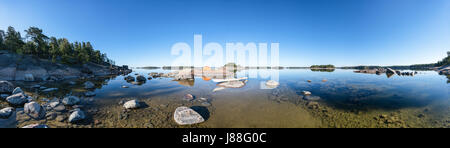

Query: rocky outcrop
[
  {"left": 0, "top": 50, "right": 130, "bottom": 81},
  {"left": 173, "top": 106, "right": 205, "bottom": 125}
]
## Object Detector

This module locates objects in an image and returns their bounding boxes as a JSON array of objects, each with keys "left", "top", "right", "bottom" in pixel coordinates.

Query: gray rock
[
  {"left": 53, "top": 104, "right": 66, "bottom": 112},
  {"left": 124, "top": 76, "right": 135, "bottom": 81},
  {"left": 62, "top": 96, "right": 80, "bottom": 106},
  {"left": 0, "top": 107, "right": 14, "bottom": 119},
  {"left": 22, "top": 124, "right": 49, "bottom": 128},
  {"left": 201, "top": 102, "right": 211, "bottom": 107},
  {"left": 0, "top": 81, "right": 14, "bottom": 94},
  {"left": 68, "top": 81, "right": 76, "bottom": 85},
  {"left": 123, "top": 100, "right": 141, "bottom": 109},
  {"left": 0, "top": 94, "right": 9, "bottom": 100},
  {"left": 173, "top": 106, "right": 205, "bottom": 125},
  {"left": 46, "top": 112, "right": 57, "bottom": 120},
  {"left": 56, "top": 115, "right": 67, "bottom": 122},
  {"left": 84, "top": 81, "right": 95, "bottom": 89},
  {"left": 24, "top": 101, "right": 46, "bottom": 119},
  {"left": 84, "top": 91, "right": 96, "bottom": 97},
  {"left": 31, "top": 84, "right": 41, "bottom": 88},
  {"left": 42, "top": 88, "right": 58, "bottom": 92},
  {"left": 6, "top": 93, "right": 29, "bottom": 106},
  {"left": 49, "top": 101, "right": 60, "bottom": 108},
  {"left": 68, "top": 109, "right": 85, "bottom": 123},
  {"left": 183, "top": 94, "right": 194, "bottom": 101},
  {"left": 12, "top": 87, "right": 23, "bottom": 95},
  {"left": 216, "top": 80, "right": 245, "bottom": 88},
  {"left": 136, "top": 75, "right": 146, "bottom": 82}
]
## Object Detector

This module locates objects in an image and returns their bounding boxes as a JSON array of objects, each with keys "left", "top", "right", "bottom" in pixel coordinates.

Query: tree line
[{"left": 0, "top": 26, "right": 114, "bottom": 65}]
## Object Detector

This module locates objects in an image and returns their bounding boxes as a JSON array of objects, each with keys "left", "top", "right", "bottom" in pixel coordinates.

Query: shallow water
[{"left": 1, "top": 69, "right": 449, "bottom": 128}]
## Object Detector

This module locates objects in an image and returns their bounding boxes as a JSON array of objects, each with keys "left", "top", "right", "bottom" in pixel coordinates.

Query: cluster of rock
[
  {"left": 0, "top": 81, "right": 91, "bottom": 127},
  {"left": 354, "top": 68, "right": 417, "bottom": 77},
  {"left": 436, "top": 65, "right": 450, "bottom": 75}
]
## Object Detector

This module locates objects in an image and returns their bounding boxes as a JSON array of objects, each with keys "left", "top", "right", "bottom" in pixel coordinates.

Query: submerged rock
[
  {"left": 212, "top": 87, "right": 226, "bottom": 92},
  {"left": 265, "top": 80, "right": 280, "bottom": 86},
  {"left": 173, "top": 106, "right": 205, "bottom": 125},
  {"left": 42, "top": 88, "right": 58, "bottom": 92},
  {"left": 0, "top": 107, "right": 14, "bottom": 119},
  {"left": 0, "top": 81, "right": 14, "bottom": 94},
  {"left": 84, "top": 91, "right": 96, "bottom": 97},
  {"left": 303, "top": 95, "right": 321, "bottom": 101},
  {"left": 84, "top": 81, "right": 95, "bottom": 89},
  {"left": 136, "top": 75, "right": 146, "bottom": 82},
  {"left": 123, "top": 100, "right": 141, "bottom": 109},
  {"left": 122, "top": 85, "right": 129, "bottom": 88},
  {"left": 6, "top": 93, "right": 29, "bottom": 106},
  {"left": 124, "top": 76, "right": 135, "bottom": 82},
  {"left": 62, "top": 96, "right": 80, "bottom": 106},
  {"left": 12, "top": 87, "right": 23, "bottom": 95},
  {"left": 68, "top": 109, "right": 86, "bottom": 123},
  {"left": 24, "top": 101, "right": 46, "bottom": 119},
  {"left": 216, "top": 80, "right": 245, "bottom": 88},
  {"left": 22, "top": 124, "right": 49, "bottom": 128}
]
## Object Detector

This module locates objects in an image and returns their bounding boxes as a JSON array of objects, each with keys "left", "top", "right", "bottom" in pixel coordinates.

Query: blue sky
[{"left": 1, "top": 0, "right": 449, "bottom": 67}]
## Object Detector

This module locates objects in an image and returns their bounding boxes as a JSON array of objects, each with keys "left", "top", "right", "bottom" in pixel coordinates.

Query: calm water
[{"left": 2, "top": 69, "right": 449, "bottom": 128}]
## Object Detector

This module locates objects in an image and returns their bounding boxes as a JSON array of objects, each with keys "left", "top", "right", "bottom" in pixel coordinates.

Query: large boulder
[
  {"left": 24, "top": 101, "right": 46, "bottom": 119},
  {"left": 0, "top": 107, "right": 14, "bottom": 119},
  {"left": 84, "top": 81, "right": 95, "bottom": 89},
  {"left": 123, "top": 100, "right": 141, "bottom": 109},
  {"left": 0, "top": 81, "right": 14, "bottom": 94},
  {"left": 62, "top": 96, "right": 80, "bottom": 106},
  {"left": 173, "top": 106, "right": 205, "bottom": 125},
  {"left": 6, "top": 93, "right": 29, "bottom": 106},
  {"left": 68, "top": 109, "right": 85, "bottom": 123}
]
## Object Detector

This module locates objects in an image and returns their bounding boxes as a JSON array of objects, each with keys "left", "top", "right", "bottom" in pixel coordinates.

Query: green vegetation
[
  {"left": 310, "top": 64, "right": 335, "bottom": 69},
  {"left": 436, "top": 51, "right": 450, "bottom": 67},
  {"left": 0, "top": 26, "right": 114, "bottom": 65}
]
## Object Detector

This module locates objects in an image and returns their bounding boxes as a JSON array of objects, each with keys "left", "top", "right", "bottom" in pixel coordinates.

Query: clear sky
[{"left": 1, "top": 0, "right": 449, "bottom": 67}]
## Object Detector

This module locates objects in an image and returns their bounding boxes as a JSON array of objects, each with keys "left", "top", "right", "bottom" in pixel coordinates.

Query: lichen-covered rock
[{"left": 173, "top": 106, "right": 205, "bottom": 125}]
